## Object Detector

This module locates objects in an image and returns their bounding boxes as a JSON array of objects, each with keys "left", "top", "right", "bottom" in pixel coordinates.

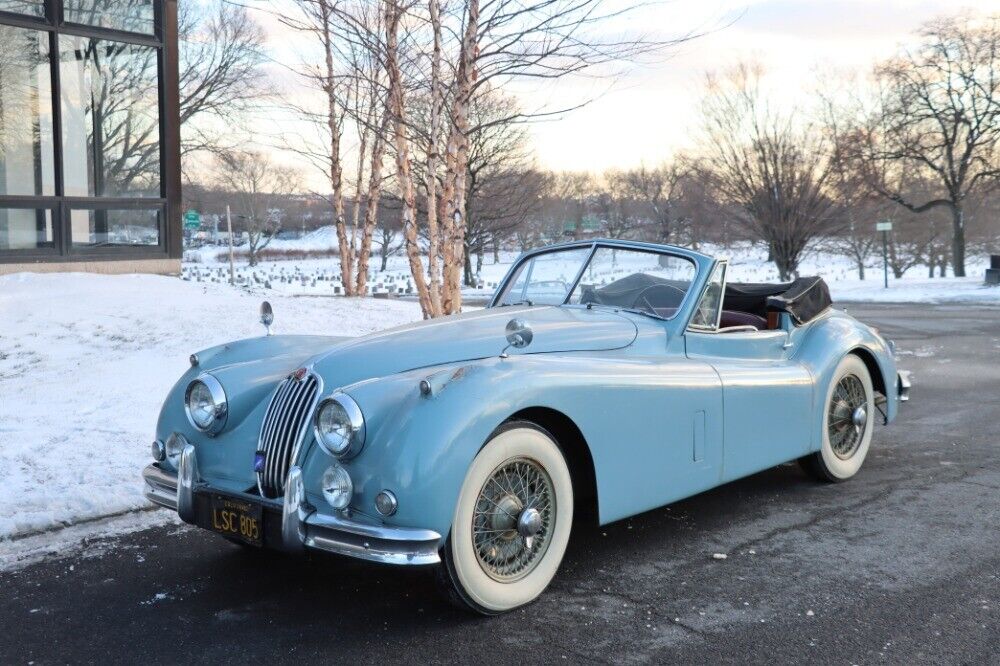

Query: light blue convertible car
[{"left": 143, "top": 239, "right": 910, "bottom": 614}]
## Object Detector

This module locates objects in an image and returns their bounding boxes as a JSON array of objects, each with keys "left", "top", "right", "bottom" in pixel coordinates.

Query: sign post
[
  {"left": 225, "top": 205, "right": 236, "bottom": 285},
  {"left": 876, "top": 220, "right": 893, "bottom": 289}
]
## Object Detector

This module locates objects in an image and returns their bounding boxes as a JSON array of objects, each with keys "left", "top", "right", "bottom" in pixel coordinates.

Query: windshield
[{"left": 497, "top": 245, "right": 698, "bottom": 318}]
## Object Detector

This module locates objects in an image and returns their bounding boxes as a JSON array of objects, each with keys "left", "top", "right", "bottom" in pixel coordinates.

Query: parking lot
[{"left": 2, "top": 303, "right": 998, "bottom": 665}]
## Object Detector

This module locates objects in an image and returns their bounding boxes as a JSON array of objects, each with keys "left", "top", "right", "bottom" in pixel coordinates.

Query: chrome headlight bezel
[
  {"left": 313, "top": 393, "right": 366, "bottom": 459},
  {"left": 184, "top": 374, "right": 228, "bottom": 436}
]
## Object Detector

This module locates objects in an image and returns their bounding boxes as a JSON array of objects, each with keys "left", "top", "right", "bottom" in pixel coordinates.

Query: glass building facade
[{"left": 0, "top": 0, "right": 180, "bottom": 268}]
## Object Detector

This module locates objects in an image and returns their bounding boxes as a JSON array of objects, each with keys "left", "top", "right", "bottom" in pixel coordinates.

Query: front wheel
[
  {"left": 800, "top": 354, "right": 875, "bottom": 482},
  {"left": 438, "top": 422, "right": 574, "bottom": 614}
]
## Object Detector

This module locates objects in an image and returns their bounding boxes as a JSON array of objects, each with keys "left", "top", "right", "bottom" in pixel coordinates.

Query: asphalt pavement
[{"left": 2, "top": 303, "right": 998, "bottom": 665}]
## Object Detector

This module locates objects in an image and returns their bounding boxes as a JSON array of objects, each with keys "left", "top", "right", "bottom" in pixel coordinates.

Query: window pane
[
  {"left": 499, "top": 248, "right": 591, "bottom": 305},
  {"left": 0, "top": 208, "right": 53, "bottom": 251},
  {"left": 690, "top": 263, "right": 726, "bottom": 329},
  {"left": 63, "top": 0, "right": 156, "bottom": 35},
  {"left": 0, "top": 26, "right": 55, "bottom": 196},
  {"left": 570, "top": 248, "right": 697, "bottom": 318},
  {"left": 71, "top": 208, "right": 160, "bottom": 247},
  {"left": 0, "top": 1, "right": 44, "bottom": 17},
  {"left": 60, "top": 36, "right": 160, "bottom": 198}
]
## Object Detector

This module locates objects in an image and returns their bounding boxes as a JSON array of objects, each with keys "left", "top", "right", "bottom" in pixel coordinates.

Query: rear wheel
[
  {"left": 438, "top": 422, "right": 573, "bottom": 614},
  {"left": 800, "top": 354, "right": 875, "bottom": 482}
]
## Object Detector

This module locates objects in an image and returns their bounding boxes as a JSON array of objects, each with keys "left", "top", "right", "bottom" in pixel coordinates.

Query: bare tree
[
  {"left": 618, "top": 163, "right": 687, "bottom": 243},
  {"left": 179, "top": 0, "right": 267, "bottom": 158},
  {"left": 699, "top": 63, "right": 839, "bottom": 280},
  {"left": 216, "top": 151, "right": 299, "bottom": 266},
  {"left": 460, "top": 90, "right": 541, "bottom": 284},
  {"left": 373, "top": 223, "right": 406, "bottom": 271},
  {"left": 856, "top": 15, "right": 1000, "bottom": 277}
]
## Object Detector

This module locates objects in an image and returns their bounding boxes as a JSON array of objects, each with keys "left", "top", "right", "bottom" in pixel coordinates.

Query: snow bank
[{"left": 0, "top": 272, "right": 421, "bottom": 541}]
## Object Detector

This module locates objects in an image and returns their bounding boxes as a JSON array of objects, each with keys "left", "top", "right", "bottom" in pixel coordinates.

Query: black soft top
[{"left": 723, "top": 276, "right": 832, "bottom": 325}]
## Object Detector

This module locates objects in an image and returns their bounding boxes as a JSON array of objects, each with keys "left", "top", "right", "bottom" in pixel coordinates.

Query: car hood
[{"left": 308, "top": 305, "right": 637, "bottom": 388}]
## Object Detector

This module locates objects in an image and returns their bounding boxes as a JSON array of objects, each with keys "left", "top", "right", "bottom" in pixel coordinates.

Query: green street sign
[{"left": 184, "top": 209, "right": 201, "bottom": 229}]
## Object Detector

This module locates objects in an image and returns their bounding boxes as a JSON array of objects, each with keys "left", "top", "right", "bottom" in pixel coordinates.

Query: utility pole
[
  {"left": 226, "top": 204, "right": 236, "bottom": 285},
  {"left": 876, "top": 220, "right": 893, "bottom": 289}
]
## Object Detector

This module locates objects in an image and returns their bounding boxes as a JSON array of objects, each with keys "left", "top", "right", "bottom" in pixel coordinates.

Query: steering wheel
[{"left": 632, "top": 284, "right": 686, "bottom": 313}]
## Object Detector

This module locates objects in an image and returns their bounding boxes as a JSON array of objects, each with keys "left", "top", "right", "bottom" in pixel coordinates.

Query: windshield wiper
[{"left": 501, "top": 299, "right": 533, "bottom": 307}]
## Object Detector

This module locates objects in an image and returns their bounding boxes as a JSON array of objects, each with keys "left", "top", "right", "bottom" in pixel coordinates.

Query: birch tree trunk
[
  {"left": 319, "top": 0, "right": 353, "bottom": 295},
  {"left": 354, "top": 111, "right": 390, "bottom": 296},
  {"left": 385, "top": 0, "right": 433, "bottom": 317},
  {"left": 423, "top": 0, "right": 444, "bottom": 316},
  {"left": 440, "top": 0, "right": 479, "bottom": 314}
]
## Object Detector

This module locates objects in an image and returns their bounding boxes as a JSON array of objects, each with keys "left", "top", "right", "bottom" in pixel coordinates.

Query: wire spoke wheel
[
  {"left": 828, "top": 374, "right": 868, "bottom": 460},
  {"left": 472, "top": 457, "right": 555, "bottom": 582}
]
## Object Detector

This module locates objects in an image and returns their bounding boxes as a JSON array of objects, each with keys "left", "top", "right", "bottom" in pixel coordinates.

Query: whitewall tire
[
  {"left": 801, "top": 354, "right": 875, "bottom": 482},
  {"left": 438, "top": 421, "right": 574, "bottom": 614}
]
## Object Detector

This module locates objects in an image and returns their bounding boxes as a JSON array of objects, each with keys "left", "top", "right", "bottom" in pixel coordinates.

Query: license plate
[{"left": 208, "top": 494, "right": 262, "bottom": 546}]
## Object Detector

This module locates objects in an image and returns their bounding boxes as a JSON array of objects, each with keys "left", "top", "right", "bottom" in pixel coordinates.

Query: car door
[{"left": 684, "top": 262, "right": 815, "bottom": 482}]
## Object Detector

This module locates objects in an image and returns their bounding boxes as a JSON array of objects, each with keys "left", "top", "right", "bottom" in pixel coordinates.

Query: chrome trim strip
[{"left": 142, "top": 464, "right": 178, "bottom": 511}]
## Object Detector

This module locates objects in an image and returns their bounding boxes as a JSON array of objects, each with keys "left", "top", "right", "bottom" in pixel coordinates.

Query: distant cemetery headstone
[{"left": 987, "top": 255, "right": 1000, "bottom": 286}]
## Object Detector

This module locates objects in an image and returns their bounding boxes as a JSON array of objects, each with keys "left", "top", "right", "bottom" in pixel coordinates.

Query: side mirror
[
  {"left": 260, "top": 301, "right": 274, "bottom": 336},
  {"left": 505, "top": 318, "right": 533, "bottom": 349}
]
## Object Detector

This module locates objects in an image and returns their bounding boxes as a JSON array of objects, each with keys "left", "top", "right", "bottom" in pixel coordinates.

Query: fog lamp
[
  {"left": 321, "top": 464, "right": 353, "bottom": 510},
  {"left": 165, "top": 432, "right": 189, "bottom": 468},
  {"left": 151, "top": 440, "right": 166, "bottom": 462}
]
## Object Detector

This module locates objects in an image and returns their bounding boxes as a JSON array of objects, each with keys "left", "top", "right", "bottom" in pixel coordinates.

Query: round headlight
[
  {"left": 184, "top": 374, "right": 227, "bottom": 435},
  {"left": 165, "top": 432, "right": 189, "bottom": 468},
  {"left": 321, "top": 464, "right": 353, "bottom": 509},
  {"left": 314, "top": 394, "right": 365, "bottom": 458}
]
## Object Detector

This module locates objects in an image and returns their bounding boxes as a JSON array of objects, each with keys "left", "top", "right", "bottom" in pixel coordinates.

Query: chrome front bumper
[
  {"left": 141, "top": 445, "right": 441, "bottom": 565},
  {"left": 897, "top": 370, "right": 911, "bottom": 402}
]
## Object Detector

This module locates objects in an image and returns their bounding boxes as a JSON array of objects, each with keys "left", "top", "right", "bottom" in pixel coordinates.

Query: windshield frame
[{"left": 489, "top": 240, "right": 709, "bottom": 321}]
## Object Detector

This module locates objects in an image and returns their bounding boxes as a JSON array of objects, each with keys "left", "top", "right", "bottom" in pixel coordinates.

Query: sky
[
  {"left": 247, "top": 0, "right": 1000, "bottom": 189},
  {"left": 521, "top": 0, "right": 1000, "bottom": 172}
]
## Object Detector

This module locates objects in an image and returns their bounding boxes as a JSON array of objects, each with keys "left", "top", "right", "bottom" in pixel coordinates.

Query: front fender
[{"left": 299, "top": 360, "right": 517, "bottom": 541}]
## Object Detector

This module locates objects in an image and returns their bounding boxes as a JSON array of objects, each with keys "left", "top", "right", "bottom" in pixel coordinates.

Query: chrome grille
[{"left": 257, "top": 372, "right": 320, "bottom": 497}]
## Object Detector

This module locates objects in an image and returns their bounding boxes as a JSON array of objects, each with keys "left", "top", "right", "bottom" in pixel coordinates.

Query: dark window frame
[{"left": 0, "top": 0, "right": 178, "bottom": 264}]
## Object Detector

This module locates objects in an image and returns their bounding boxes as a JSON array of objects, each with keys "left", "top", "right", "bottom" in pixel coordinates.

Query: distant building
[{"left": 0, "top": 0, "right": 181, "bottom": 275}]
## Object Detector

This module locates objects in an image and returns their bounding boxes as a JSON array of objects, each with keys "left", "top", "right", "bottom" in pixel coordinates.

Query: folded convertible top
[
  {"left": 724, "top": 276, "right": 832, "bottom": 325},
  {"left": 764, "top": 276, "right": 832, "bottom": 325}
]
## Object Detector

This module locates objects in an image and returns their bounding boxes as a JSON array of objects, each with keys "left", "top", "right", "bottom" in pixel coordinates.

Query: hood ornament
[
  {"left": 500, "top": 318, "right": 533, "bottom": 358},
  {"left": 259, "top": 301, "right": 274, "bottom": 336}
]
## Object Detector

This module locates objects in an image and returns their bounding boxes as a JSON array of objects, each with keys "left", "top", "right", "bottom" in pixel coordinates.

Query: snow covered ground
[{"left": 0, "top": 272, "right": 421, "bottom": 545}]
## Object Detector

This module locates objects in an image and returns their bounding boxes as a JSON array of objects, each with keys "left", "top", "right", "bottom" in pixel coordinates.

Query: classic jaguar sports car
[{"left": 143, "top": 239, "right": 910, "bottom": 614}]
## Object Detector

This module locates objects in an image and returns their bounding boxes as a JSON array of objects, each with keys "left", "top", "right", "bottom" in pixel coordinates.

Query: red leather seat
[{"left": 719, "top": 310, "right": 767, "bottom": 330}]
